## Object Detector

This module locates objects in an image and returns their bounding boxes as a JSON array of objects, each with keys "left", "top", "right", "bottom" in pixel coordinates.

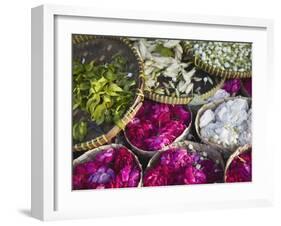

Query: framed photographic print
[{"left": 31, "top": 4, "right": 274, "bottom": 221}]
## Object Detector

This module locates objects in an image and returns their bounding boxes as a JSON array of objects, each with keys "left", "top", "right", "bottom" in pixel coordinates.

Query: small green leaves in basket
[
  {"left": 73, "top": 55, "right": 136, "bottom": 126},
  {"left": 73, "top": 121, "right": 88, "bottom": 142}
]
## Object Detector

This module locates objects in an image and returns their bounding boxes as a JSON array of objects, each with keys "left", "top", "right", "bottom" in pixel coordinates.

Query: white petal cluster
[
  {"left": 200, "top": 98, "right": 252, "bottom": 150},
  {"left": 186, "top": 41, "right": 252, "bottom": 72},
  {"left": 132, "top": 39, "right": 195, "bottom": 97}
]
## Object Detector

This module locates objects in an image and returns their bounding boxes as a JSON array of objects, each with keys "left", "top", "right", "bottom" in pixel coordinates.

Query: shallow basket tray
[
  {"left": 144, "top": 140, "right": 225, "bottom": 185},
  {"left": 73, "top": 143, "right": 143, "bottom": 187},
  {"left": 195, "top": 96, "right": 252, "bottom": 154},
  {"left": 224, "top": 144, "right": 251, "bottom": 182},
  {"left": 144, "top": 74, "right": 225, "bottom": 105},
  {"left": 72, "top": 35, "right": 145, "bottom": 152},
  {"left": 124, "top": 107, "right": 193, "bottom": 158},
  {"left": 184, "top": 47, "right": 251, "bottom": 79}
]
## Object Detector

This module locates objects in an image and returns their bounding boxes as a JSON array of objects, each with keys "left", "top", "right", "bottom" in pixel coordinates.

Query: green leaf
[
  {"left": 79, "top": 81, "right": 90, "bottom": 90},
  {"left": 84, "top": 60, "right": 95, "bottom": 72},
  {"left": 92, "top": 104, "right": 106, "bottom": 125},
  {"left": 86, "top": 94, "right": 100, "bottom": 113},
  {"left": 73, "top": 121, "right": 87, "bottom": 142},
  {"left": 108, "top": 83, "right": 123, "bottom": 92},
  {"left": 84, "top": 71, "right": 96, "bottom": 79},
  {"left": 105, "top": 69, "right": 117, "bottom": 81},
  {"left": 92, "top": 77, "right": 108, "bottom": 92},
  {"left": 73, "top": 89, "right": 82, "bottom": 110},
  {"left": 123, "top": 80, "right": 136, "bottom": 91},
  {"left": 102, "top": 95, "right": 112, "bottom": 108},
  {"left": 154, "top": 44, "right": 174, "bottom": 57},
  {"left": 73, "top": 62, "right": 84, "bottom": 75}
]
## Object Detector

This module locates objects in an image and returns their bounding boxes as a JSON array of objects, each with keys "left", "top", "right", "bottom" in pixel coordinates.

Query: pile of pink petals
[
  {"left": 223, "top": 79, "right": 241, "bottom": 95},
  {"left": 73, "top": 147, "right": 141, "bottom": 189},
  {"left": 143, "top": 148, "right": 223, "bottom": 186},
  {"left": 225, "top": 149, "right": 252, "bottom": 182},
  {"left": 125, "top": 101, "right": 191, "bottom": 151}
]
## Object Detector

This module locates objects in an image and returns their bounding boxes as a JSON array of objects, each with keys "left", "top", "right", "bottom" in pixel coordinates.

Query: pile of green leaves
[{"left": 73, "top": 55, "right": 136, "bottom": 131}]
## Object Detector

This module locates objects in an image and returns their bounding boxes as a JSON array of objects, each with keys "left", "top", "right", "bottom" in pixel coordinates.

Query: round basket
[
  {"left": 144, "top": 75, "right": 225, "bottom": 105},
  {"left": 144, "top": 140, "right": 225, "bottom": 186},
  {"left": 184, "top": 45, "right": 251, "bottom": 79},
  {"left": 72, "top": 35, "right": 145, "bottom": 152},
  {"left": 131, "top": 39, "right": 225, "bottom": 105},
  {"left": 73, "top": 143, "right": 143, "bottom": 188},
  {"left": 124, "top": 107, "right": 193, "bottom": 158},
  {"left": 195, "top": 96, "right": 251, "bottom": 153},
  {"left": 224, "top": 144, "right": 251, "bottom": 182}
]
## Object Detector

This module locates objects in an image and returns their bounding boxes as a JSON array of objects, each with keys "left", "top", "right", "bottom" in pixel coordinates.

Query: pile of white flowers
[
  {"left": 185, "top": 41, "right": 252, "bottom": 72},
  {"left": 132, "top": 39, "right": 198, "bottom": 97},
  {"left": 199, "top": 98, "right": 252, "bottom": 150}
]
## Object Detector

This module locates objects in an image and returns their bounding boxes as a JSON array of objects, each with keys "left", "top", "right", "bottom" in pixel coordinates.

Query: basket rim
[
  {"left": 195, "top": 96, "right": 252, "bottom": 152},
  {"left": 72, "top": 35, "right": 145, "bottom": 152},
  {"left": 224, "top": 144, "right": 251, "bottom": 182},
  {"left": 124, "top": 106, "right": 193, "bottom": 157},
  {"left": 73, "top": 143, "right": 143, "bottom": 188}
]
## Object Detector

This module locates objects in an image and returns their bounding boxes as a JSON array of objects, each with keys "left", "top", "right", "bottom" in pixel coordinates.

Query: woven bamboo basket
[
  {"left": 124, "top": 107, "right": 193, "bottom": 158},
  {"left": 195, "top": 96, "right": 251, "bottom": 153},
  {"left": 144, "top": 75, "right": 225, "bottom": 105},
  {"left": 72, "top": 35, "right": 145, "bottom": 152},
  {"left": 183, "top": 46, "right": 252, "bottom": 79},
  {"left": 144, "top": 140, "right": 225, "bottom": 185},
  {"left": 73, "top": 143, "right": 143, "bottom": 188},
  {"left": 224, "top": 144, "right": 252, "bottom": 182},
  {"left": 137, "top": 41, "right": 226, "bottom": 105}
]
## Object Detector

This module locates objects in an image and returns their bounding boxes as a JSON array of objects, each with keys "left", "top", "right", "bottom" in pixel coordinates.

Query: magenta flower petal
[
  {"left": 73, "top": 147, "right": 141, "bottom": 189},
  {"left": 171, "top": 105, "right": 191, "bottom": 122},
  {"left": 143, "top": 148, "right": 223, "bottom": 187},
  {"left": 243, "top": 78, "right": 252, "bottom": 96},
  {"left": 223, "top": 79, "right": 241, "bottom": 95},
  {"left": 95, "top": 148, "right": 115, "bottom": 164},
  {"left": 125, "top": 101, "right": 190, "bottom": 151},
  {"left": 225, "top": 149, "right": 252, "bottom": 183}
]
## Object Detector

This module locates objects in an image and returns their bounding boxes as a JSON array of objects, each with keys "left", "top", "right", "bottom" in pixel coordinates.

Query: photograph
[{"left": 71, "top": 34, "right": 252, "bottom": 190}]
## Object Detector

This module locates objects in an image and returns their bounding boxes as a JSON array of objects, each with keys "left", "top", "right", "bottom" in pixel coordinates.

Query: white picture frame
[{"left": 31, "top": 4, "right": 274, "bottom": 221}]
